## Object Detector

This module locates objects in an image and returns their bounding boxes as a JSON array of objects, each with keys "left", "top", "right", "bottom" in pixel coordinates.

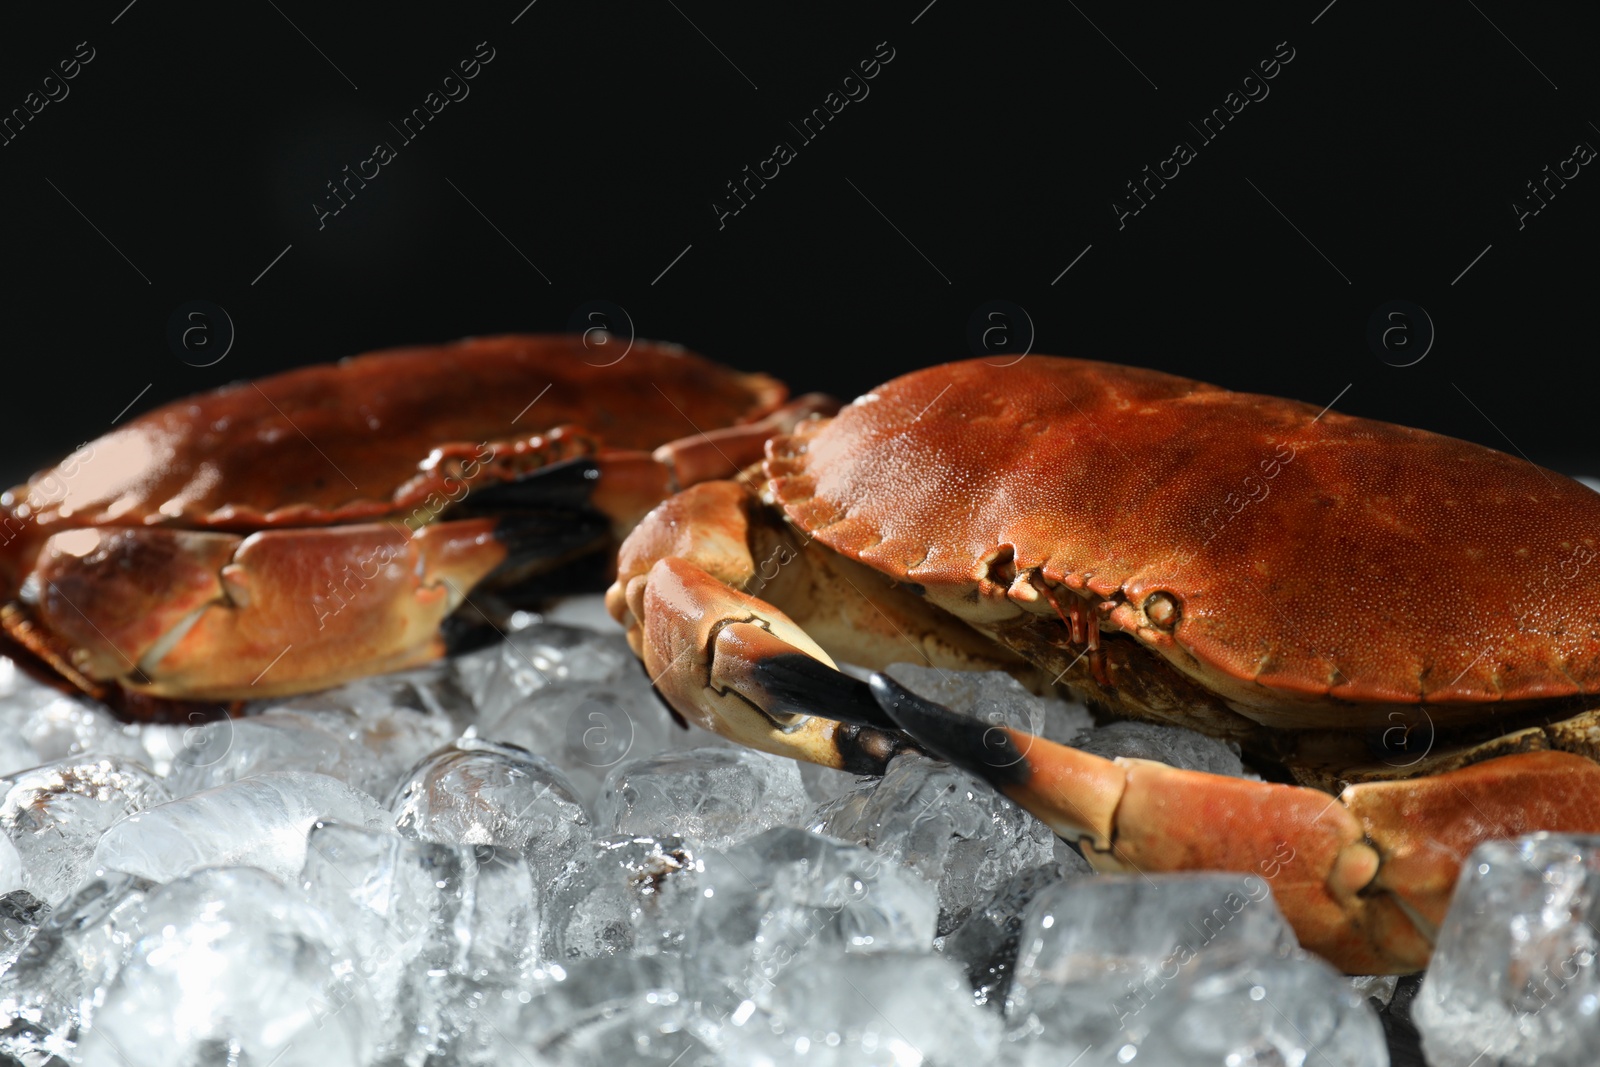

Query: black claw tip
[
  {"left": 490, "top": 509, "right": 611, "bottom": 571},
  {"left": 868, "top": 673, "right": 1030, "bottom": 787},
  {"left": 467, "top": 456, "right": 604, "bottom": 513},
  {"left": 753, "top": 654, "right": 900, "bottom": 731}
]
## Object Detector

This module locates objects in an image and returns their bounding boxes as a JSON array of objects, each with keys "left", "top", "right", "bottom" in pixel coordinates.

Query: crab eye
[{"left": 1144, "top": 591, "right": 1180, "bottom": 629}]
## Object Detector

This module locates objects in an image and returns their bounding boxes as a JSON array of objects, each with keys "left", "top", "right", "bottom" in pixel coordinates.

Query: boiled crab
[
  {"left": 606, "top": 355, "right": 1600, "bottom": 973},
  {"left": 1, "top": 334, "right": 827, "bottom": 711}
]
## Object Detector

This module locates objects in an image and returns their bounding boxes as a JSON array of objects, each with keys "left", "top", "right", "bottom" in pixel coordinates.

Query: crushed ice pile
[{"left": 0, "top": 595, "right": 1579, "bottom": 1066}]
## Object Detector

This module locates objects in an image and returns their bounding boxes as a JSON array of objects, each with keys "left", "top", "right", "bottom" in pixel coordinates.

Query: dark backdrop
[{"left": 4, "top": 1, "right": 1596, "bottom": 482}]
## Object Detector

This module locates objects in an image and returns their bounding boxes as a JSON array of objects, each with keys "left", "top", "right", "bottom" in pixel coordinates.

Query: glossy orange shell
[
  {"left": 8, "top": 335, "right": 784, "bottom": 534},
  {"left": 765, "top": 357, "right": 1600, "bottom": 706}
]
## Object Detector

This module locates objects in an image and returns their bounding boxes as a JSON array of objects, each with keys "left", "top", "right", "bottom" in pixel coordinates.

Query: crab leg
[{"left": 870, "top": 674, "right": 1600, "bottom": 974}]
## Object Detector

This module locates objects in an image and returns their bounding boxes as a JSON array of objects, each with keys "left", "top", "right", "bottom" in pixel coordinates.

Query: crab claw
[
  {"left": 8, "top": 512, "right": 610, "bottom": 705},
  {"left": 626, "top": 556, "right": 910, "bottom": 774}
]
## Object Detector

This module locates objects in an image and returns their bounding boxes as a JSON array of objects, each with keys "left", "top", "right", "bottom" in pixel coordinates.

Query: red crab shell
[
  {"left": 1, "top": 334, "right": 786, "bottom": 593},
  {"left": 763, "top": 356, "right": 1600, "bottom": 727}
]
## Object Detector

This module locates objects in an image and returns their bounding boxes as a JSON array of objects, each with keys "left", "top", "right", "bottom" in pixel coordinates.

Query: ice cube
[
  {"left": 1071, "top": 719, "right": 1246, "bottom": 777},
  {"left": 272, "top": 663, "right": 474, "bottom": 730},
  {"left": 0, "top": 738, "right": 35, "bottom": 785},
  {"left": 0, "top": 833, "right": 23, "bottom": 896},
  {"left": 540, "top": 834, "right": 705, "bottom": 962},
  {"left": 1003, "top": 873, "right": 1361, "bottom": 1064},
  {"left": 799, "top": 761, "right": 867, "bottom": 806},
  {"left": 8, "top": 693, "right": 128, "bottom": 773},
  {"left": 687, "top": 827, "right": 938, "bottom": 1011},
  {"left": 1004, "top": 950, "right": 1386, "bottom": 1067},
  {"left": 390, "top": 737, "right": 591, "bottom": 892},
  {"left": 941, "top": 862, "right": 1076, "bottom": 1009},
  {"left": 76, "top": 866, "right": 368, "bottom": 1067},
  {"left": 718, "top": 951, "right": 1003, "bottom": 1067},
  {"left": 300, "top": 821, "right": 538, "bottom": 1063},
  {"left": 91, "top": 770, "right": 388, "bottom": 884},
  {"left": 164, "top": 711, "right": 380, "bottom": 797},
  {"left": 136, "top": 709, "right": 240, "bottom": 778},
  {"left": 0, "top": 874, "right": 152, "bottom": 1062},
  {"left": 234, "top": 667, "right": 467, "bottom": 786},
  {"left": 302, "top": 821, "right": 537, "bottom": 981},
  {"left": 1415, "top": 833, "right": 1600, "bottom": 1067},
  {"left": 1349, "top": 972, "right": 1399, "bottom": 1007},
  {"left": 1009, "top": 873, "right": 1297, "bottom": 999},
  {"left": 516, "top": 954, "right": 708, "bottom": 1064},
  {"left": 812, "top": 753, "right": 1058, "bottom": 933},
  {"left": 884, "top": 662, "right": 1092, "bottom": 743},
  {"left": 0, "top": 660, "right": 228, "bottom": 781},
  {"left": 462, "top": 621, "right": 637, "bottom": 720},
  {"left": 0, "top": 756, "right": 171, "bottom": 906},
  {"left": 0, "top": 890, "right": 48, "bottom": 975},
  {"left": 539, "top": 592, "right": 624, "bottom": 633},
  {"left": 0, "top": 690, "right": 141, "bottom": 780},
  {"left": 475, "top": 681, "right": 676, "bottom": 806},
  {"left": 598, "top": 747, "right": 810, "bottom": 850}
]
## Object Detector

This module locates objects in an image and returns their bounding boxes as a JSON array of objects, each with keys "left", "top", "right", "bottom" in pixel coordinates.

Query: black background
[{"left": 3, "top": 0, "right": 1596, "bottom": 483}]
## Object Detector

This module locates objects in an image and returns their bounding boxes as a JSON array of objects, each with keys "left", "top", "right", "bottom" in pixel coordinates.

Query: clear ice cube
[
  {"left": 301, "top": 820, "right": 537, "bottom": 1063},
  {"left": 476, "top": 680, "right": 676, "bottom": 806},
  {"left": 0, "top": 888, "right": 48, "bottom": 975},
  {"left": 516, "top": 954, "right": 710, "bottom": 1064},
  {"left": 687, "top": 826, "right": 938, "bottom": 1011},
  {"left": 0, "top": 756, "right": 171, "bottom": 906},
  {"left": 0, "top": 833, "right": 23, "bottom": 896},
  {"left": 0, "top": 659, "right": 145, "bottom": 777},
  {"left": 1003, "top": 950, "right": 1387, "bottom": 1067},
  {"left": 1070, "top": 719, "right": 1246, "bottom": 777},
  {"left": 165, "top": 709, "right": 386, "bottom": 798},
  {"left": 539, "top": 592, "right": 625, "bottom": 634},
  {"left": 718, "top": 951, "right": 1003, "bottom": 1066},
  {"left": 799, "top": 761, "right": 867, "bottom": 806},
  {"left": 1001, "top": 873, "right": 1384, "bottom": 1065},
  {"left": 390, "top": 737, "right": 591, "bottom": 892},
  {"left": 1349, "top": 972, "right": 1399, "bottom": 1007},
  {"left": 461, "top": 621, "right": 637, "bottom": 720},
  {"left": 0, "top": 874, "right": 152, "bottom": 1062},
  {"left": 941, "top": 861, "right": 1076, "bottom": 1009},
  {"left": 270, "top": 663, "right": 474, "bottom": 733},
  {"left": 91, "top": 770, "right": 388, "bottom": 884},
  {"left": 813, "top": 753, "right": 1058, "bottom": 934},
  {"left": 598, "top": 747, "right": 809, "bottom": 850},
  {"left": 76, "top": 866, "right": 368, "bottom": 1067},
  {"left": 224, "top": 667, "right": 467, "bottom": 790},
  {"left": 1009, "top": 873, "right": 1297, "bottom": 999},
  {"left": 1415, "top": 833, "right": 1600, "bottom": 1067},
  {"left": 540, "top": 833, "right": 705, "bottom": 962}
]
